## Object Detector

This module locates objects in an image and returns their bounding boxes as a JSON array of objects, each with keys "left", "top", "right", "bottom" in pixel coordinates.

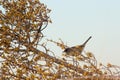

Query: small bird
[{"left": 63, "top": 36, "right": 92, "bottom": 56}]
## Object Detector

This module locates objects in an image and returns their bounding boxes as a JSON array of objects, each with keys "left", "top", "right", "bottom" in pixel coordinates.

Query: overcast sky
[{"left": 41, "top": 0, "right": 120, "bottom": 65}]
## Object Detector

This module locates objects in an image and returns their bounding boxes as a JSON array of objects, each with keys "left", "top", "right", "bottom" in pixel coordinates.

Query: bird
[{"left": 63, "top": 36, "right": 92, "bottom": 56}]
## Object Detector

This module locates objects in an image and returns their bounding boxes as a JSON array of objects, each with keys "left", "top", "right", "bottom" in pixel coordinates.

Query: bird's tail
[{"left": 82, "top": 36, "right": 92, "bottom": 46}]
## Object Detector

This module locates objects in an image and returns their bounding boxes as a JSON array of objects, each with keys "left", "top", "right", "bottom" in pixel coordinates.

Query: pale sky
[{"left": 41, "top": 0, "right": 120, "bottom": 66}]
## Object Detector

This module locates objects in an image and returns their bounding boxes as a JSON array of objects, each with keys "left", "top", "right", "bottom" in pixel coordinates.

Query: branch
[{"left": 30, "top": 46, "right": 92, "bottom": 75}]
